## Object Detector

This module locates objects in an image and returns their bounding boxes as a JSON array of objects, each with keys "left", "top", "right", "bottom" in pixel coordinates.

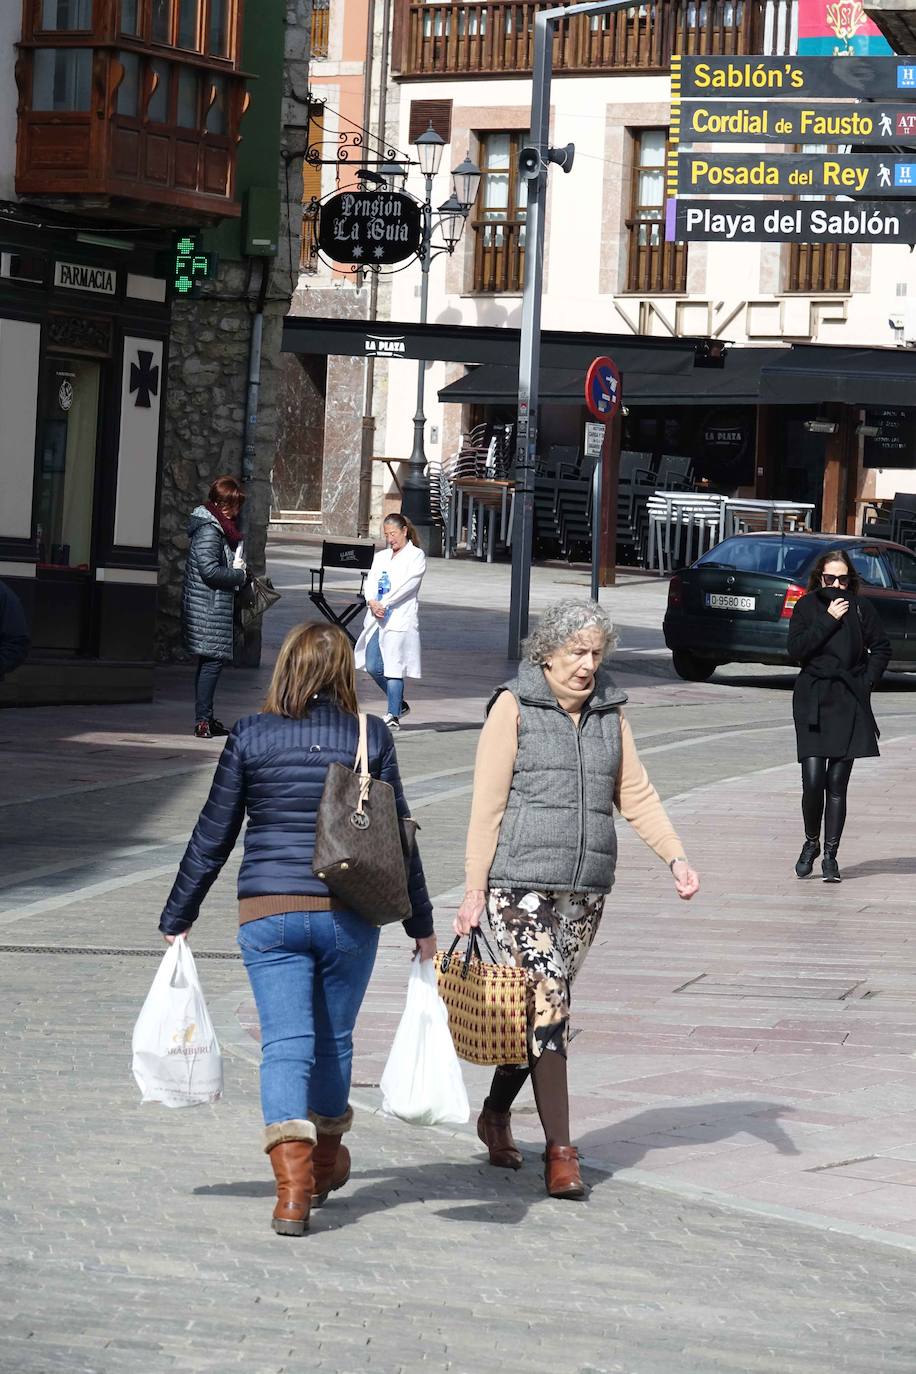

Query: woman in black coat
[{"left": 787, "top": 548, "right": 891, "bottom": 882}]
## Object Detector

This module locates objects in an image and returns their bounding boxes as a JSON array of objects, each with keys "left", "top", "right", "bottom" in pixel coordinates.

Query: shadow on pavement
[
  {"left": 837, "top": 856, "right": 916, "bottom": 879},
  {"left": 576, "top": 1100, "right": 801, "bottom": 1170}
]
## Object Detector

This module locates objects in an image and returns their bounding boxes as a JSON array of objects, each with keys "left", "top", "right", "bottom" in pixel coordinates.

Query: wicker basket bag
[{"left": 434, "top": 930, "right": 528, "bottom": 1067}]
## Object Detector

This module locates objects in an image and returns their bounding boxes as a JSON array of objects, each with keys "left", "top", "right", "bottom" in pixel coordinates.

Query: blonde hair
[{"left": 264, "top": 622, "right": 359, "bottom": 718}]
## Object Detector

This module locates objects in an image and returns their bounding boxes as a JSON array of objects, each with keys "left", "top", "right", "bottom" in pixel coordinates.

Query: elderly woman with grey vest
[
  {"left": 455, "top": 600, "right": 700, "bottom": 1199},
  {"left": 182, "top": 475, "right": 248, "bottom": 739}
]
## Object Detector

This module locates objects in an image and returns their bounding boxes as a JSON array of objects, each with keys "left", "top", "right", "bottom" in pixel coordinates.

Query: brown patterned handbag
[
  {"left": 313, "top": 713, "right": 414, "bottom": 925},
  {"left": 434, "top": 930, "right": 528, "bottom": 1067}
]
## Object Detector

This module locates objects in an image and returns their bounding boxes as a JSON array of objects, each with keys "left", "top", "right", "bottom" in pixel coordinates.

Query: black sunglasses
[{"left": 822, "top": 573, "right": 849, "bottom": 586}]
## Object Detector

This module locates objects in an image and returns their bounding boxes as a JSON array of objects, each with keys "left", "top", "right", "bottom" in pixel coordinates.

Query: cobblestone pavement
[{"left": 3, "top": 542, "right": 916, "bottom": 1371}]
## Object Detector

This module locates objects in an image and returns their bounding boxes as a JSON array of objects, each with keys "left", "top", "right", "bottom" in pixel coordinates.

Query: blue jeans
[
  {"left": 365, "top": 629, "right": 404, "bottom": 718},
  {"left": 238, "top": 910, "right": 380, "bottom": 1126}
]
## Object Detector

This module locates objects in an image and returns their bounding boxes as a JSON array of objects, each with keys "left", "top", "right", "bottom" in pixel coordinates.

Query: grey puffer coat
[{"left": 182, "top": 506, "right": 246, "bottom": 661}]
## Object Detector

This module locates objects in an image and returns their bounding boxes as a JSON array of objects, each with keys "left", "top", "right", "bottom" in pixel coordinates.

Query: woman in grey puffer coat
[{"left": 182, "top": 476, "right": 247, "bottom": 738}]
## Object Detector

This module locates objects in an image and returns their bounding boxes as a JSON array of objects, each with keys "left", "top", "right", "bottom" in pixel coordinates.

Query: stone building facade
[{"left": 156, "top": 2, "right": 311, "bottom": 663}]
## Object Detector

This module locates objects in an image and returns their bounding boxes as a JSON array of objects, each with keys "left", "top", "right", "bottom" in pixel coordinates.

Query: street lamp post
[{"left": 399, "top": 128, "right": 480, "bottom": 546}]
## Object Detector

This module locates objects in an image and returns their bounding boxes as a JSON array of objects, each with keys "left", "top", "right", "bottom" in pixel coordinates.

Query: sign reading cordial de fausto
[
  {"left": 674, "top": 100, "right": 916, "bottom": 144},
  {"left": 317, "top": 191, "right": 422, "bottom": 267}
]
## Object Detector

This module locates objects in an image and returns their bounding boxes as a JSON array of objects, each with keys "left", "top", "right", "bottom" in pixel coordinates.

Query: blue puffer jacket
[{"left": 160, "top": 702, "right": 434, "bottom": 939}]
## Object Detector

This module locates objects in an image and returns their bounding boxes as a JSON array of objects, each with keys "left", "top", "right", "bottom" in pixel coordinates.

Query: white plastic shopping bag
[
  {"left": 131, "top": 937, "right": 223, "bottom": 1108},
  {"left": 380, "top": 958, "right": 469, "bottom": 1126}
]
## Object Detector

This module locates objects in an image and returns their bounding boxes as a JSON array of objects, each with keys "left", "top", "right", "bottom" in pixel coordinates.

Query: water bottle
[{"left": 377, "top": 569, "right": 391, "bottom": 621}]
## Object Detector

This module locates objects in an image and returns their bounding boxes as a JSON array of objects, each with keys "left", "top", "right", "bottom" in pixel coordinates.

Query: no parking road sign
[{"left": 585, "top": 356, "right": 621, "bottom": 422}]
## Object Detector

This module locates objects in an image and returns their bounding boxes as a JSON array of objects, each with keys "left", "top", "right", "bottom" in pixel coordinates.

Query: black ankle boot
[
  {"left": 795, "top": 837, "right": 820, "bottom": 878},
  {"left": 821, "top": 844, "right": 841, "bottom": 883}
]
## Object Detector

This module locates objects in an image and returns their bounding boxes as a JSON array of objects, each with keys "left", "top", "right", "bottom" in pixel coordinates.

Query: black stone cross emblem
[{"left": 129, "top": 349, "right": 160, "bottom": 408}]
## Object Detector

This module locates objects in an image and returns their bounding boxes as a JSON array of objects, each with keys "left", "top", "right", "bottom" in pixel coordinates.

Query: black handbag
[
  {"left": 312, "top": 714, "right": 417, "bottom": 926},
  {"left": 237, "top": 575, "right": 281, "bottom": 630}
]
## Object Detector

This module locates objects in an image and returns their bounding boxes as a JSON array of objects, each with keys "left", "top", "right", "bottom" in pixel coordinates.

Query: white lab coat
[{"left": 354, "top": 542, "right": 427, "bottom": 680}]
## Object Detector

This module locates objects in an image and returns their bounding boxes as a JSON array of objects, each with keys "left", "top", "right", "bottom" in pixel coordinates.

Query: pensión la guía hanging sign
[
  {"left": 672, "top": 101, "right": 916, "bottom": 144},
  {"left": 317, "top": 191, "right": 422, "bottom": 267},
  {"left": 679, "top": 151, "right": 916, "bottom": 197},
  {"left": 672, "top": 199, "right": 916, "bottom": 243},
  {"left": 671, "top": 53, "right": 916, "bottom": 100}
]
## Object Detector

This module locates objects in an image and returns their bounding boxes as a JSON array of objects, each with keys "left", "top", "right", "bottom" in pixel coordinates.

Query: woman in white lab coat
[{"left": 354, "top": 513, "right": 427, "bottom": 728}]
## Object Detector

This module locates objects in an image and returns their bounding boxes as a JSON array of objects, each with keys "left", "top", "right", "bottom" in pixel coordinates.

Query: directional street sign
[
  {"left": 671, "top": 53, "right": 916, "bottom": 101},
  {"left": 674, "top": 199, "right": 916, "bottom": 243},
  {"left": 672, "top": 100, "right": 916, "bottom": 145},
  {"left": 678, "top": 151, "right": 916, "bottom": 197}
]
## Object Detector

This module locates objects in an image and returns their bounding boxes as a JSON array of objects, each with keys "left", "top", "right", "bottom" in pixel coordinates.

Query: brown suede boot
[
  {"left": 264, "top": 1119, "right": 317, "bottom": 1236},
  {"left": 477, "top": 1100, "right": 523, "bottom": 1170},
  {"left": 544, "top": 1143, "right": 587, "bottom": 1200},
  {"left": 309, "top": 1105, "right": 353, "bottom": 1207}
]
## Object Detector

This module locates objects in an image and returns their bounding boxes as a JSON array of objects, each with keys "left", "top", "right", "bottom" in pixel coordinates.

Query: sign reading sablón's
[{"left": 672, "top": 53, "right": 916, "bottom": 100}]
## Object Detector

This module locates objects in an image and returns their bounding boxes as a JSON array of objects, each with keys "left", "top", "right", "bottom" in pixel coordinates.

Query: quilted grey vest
[{"left": 489, "top": 660, "right": 627, "bottom": 895}]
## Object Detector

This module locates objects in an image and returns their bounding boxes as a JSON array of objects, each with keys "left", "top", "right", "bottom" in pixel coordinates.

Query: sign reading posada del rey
[
  {"left": 317, "top": 190, "right": 422, "bottom": 267},
  {"left": 679, "top": 151, "right": 916, "bottom": 197}
]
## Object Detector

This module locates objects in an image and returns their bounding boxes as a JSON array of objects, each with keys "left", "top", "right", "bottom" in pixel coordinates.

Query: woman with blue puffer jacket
[{"left": 160, "top": 621, "right": 435, "bottom": 1237}]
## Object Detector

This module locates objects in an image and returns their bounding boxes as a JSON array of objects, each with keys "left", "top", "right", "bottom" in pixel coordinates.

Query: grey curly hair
[{"left": 521, "top": 599, "right": 618, "bottom": 665}]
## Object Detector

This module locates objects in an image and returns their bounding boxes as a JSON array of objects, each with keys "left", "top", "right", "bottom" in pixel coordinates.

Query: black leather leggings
[{"left": 800, "top": 757, "right": 854, "bottom": 848}]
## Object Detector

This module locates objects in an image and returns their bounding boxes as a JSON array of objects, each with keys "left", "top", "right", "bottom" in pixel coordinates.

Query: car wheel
[{"left": 672, "top": 649, "right": 717, "bottom": 682}]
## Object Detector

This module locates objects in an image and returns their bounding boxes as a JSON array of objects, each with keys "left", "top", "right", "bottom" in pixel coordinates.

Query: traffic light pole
[{"left": 508, "top": 0, "right": 639, "bottom": 659}]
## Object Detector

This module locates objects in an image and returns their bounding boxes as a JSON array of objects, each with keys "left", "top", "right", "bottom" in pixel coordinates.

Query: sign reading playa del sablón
[{"left": 669, "top": 53, "right": 916, "bottom": 245}]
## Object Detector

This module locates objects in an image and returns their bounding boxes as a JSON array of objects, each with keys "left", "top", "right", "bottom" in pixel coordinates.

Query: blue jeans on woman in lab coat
[{"left": 365, "top": 628, "right": 404, "bottom": 718}]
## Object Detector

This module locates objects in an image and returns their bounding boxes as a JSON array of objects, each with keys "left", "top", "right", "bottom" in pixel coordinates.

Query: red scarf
[{"left": 205, "top": 501, "right": 242, "bottom": 549}]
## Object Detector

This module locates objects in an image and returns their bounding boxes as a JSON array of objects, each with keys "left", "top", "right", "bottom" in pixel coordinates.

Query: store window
[
  {"left": 40, "top": 0, "right": 92, "bottom": 29},
  {"left": 147, "top": 59, "right": 170, "bottom": 121},
  {"left": 178, "top": 0, "right": 200, "bottom": 49},
  {"left": 209, "top": 0, "right": 229, "bottom": 55},
  {"left": 176, "top": 67, "right": 200, "bottom": 127},
  {"left": 627, "top": 128, "right": 686, "bottom": 293},
  {"left": 117, "top": 52, "right": 142, "bottom": 117},
  {"left": 472, "top": 132, "right": 527, "bottom": 293},
  {"left": 120, "top": 0, "right": 140, "bottom": 34},
  {"left": 32, "top": 48, "right": 92, "bottom": 111},
  {"left": 34, "top": 356, "right": 101, "bottom": 571},
  {"left": 152, "top": 0, "right": 172, "bottom": 42}
]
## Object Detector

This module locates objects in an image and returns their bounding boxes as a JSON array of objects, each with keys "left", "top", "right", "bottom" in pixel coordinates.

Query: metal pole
[
  {"left": 400, "top": 176, "right": 434, "bottom": 534},
  {"left": 506, "top": 0, "right": 642, "bottom": 659},
  {"left": 590, "top": 451, "right": 602, "bottom": 603}
]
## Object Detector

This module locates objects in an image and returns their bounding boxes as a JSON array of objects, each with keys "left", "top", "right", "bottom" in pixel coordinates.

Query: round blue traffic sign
[{"left": 585, "top": 356, "right": 622, "bottom": 422}]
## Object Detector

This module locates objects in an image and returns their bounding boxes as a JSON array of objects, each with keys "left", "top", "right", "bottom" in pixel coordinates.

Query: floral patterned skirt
[{"left": 486, "top": 887, "right": 606, "bottom": 1063}]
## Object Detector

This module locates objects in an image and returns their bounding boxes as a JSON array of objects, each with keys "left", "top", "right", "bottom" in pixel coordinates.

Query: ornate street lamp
[
  {"left": 400, "top": 136, "right": 481, "bottom": 545},
  {"left": 379, "top": 160, "right": 408, "bottom": 192}
]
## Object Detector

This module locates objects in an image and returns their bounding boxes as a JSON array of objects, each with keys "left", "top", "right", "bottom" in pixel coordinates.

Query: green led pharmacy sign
[{"left": 172, "top": 234, "right": 215, "bottom": 296}]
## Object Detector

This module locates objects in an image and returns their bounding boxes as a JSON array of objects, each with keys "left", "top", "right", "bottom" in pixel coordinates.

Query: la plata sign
[{"left": 318, "top": 191, "right": 422, "bottom": 267}]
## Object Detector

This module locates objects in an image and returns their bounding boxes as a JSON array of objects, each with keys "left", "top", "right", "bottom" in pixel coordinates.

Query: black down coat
[
  {"left": 159, "top": 702, "right": 434, "bottom": 939},
  {"left": 788, "top": 590, "right": 891, "bottom": 761},
  {"left": 182, "top": 505, "right": 245, "bottom": 660}
]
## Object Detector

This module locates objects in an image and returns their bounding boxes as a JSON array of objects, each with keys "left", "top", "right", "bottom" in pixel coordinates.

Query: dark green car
[{"left": 663, "top": 533, "right": 916, "bottom": 681}]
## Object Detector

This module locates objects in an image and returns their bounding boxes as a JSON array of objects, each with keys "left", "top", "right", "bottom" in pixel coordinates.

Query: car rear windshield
[{"left": 696, "top": 537, "right": 815, "bottom": 578}]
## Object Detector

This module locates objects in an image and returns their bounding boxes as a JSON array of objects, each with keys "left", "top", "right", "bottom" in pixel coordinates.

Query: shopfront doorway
[{"left": 33, "top": 354, "right": 102, "bottom": 653}]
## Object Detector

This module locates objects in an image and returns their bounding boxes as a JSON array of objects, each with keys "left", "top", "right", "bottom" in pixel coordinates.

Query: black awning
[
  {"left": 759, "top": 345, "right": 916, "bottom": 406},
  {"left": 282, "top": 315, "right": 707, "bottom": 373},
  {"left": 438, "top": 348, "right": 785, "bottom": 407}
]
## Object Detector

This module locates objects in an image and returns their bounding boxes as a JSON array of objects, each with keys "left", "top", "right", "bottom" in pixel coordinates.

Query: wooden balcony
[
  {"left": 14, "top": 1, "right": 247, "bottom": 223},
  {"left": 397, "top": 0, "right": 789, "bottom": 78},
  {"left": 472, "top": 219, "right": 525, "bottom": 292}
]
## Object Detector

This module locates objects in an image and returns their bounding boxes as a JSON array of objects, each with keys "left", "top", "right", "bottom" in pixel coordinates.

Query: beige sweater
[{"left": 465, "top": 690, "right": 685, "bottom": 891}]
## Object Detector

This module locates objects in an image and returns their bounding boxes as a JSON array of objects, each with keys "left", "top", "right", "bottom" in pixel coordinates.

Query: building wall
[
  {"left": 156, "top": 0, "right": 310, "bottom": 660},
  {"left": 0, "top": 5, "right": 17, "bottom": 201},
  {"left": 383, "top": 71, "right": 916, "bottom": 502}
]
